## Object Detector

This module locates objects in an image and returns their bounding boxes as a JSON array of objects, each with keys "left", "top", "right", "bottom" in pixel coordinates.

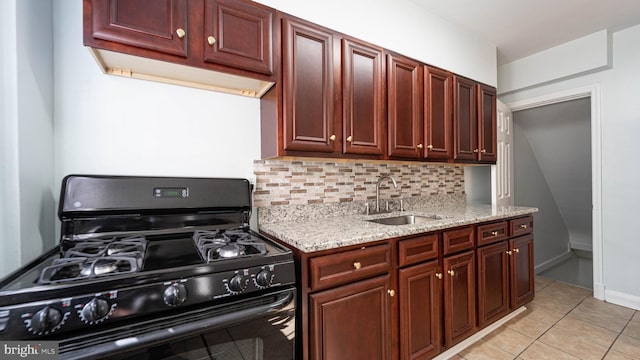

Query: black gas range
[{"left": 0, "top": 175, "right": 296, "bottom": 359}]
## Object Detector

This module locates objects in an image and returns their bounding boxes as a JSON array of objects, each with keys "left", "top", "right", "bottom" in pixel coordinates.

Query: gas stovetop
[{"left": 0, "top": 175, "right": 295, "bottom": 341}]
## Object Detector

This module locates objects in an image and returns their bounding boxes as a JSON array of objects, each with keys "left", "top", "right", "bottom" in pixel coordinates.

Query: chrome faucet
[{"left": 375, "top": 175, "right": 398, "bottom": 213}]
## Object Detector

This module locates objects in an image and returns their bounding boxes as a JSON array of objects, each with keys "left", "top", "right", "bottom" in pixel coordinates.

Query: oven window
[{"left": 104, "top": 310, "right": 295, "bottom": 360}]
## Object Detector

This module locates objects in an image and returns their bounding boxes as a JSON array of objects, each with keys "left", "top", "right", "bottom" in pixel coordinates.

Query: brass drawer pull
[
  {"left": 491, "top": 231, "right": 499, "bottom": 236},
  {"left": 447, "top": 270, "right": 455, "bottom": 277},
  {"left": 176, "top": 28, "right": 186, "bottom": 39},
  {"left": 506, "top": 250, "right": 512, "bottom": 255},
  {"left": 387, "top": 289, "right": 395, "bottom": 297},
  {"left": 435, "top": 273, "right": 443, "bottom": 280},
  {"left": 520, "top": 224, "right": 528, "bottom": 229},
  {"left": 513, "top": 248, "right": 520, "bottom": 254},
  {"left": 353, "top": 262, "right": 362, "bottom": 270}
]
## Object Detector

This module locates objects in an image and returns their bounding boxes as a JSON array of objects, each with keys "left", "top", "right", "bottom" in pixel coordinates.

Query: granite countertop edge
[{"left": 258, "top": 204, "right": 538, "bottom": 254}]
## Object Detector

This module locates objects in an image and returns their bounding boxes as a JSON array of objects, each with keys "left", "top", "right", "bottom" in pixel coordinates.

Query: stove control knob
[
  {"left": 81, "top": 298, "right": 110, "bottom": 323},
  {"left": 255, "top": 269, "right": 272, "bottom": 288},
  {"left": 228, "top": 274, "right": 245, "bottom": 293},
  {"left": 163, "top": 283, "right": 187, "bottom": 306},
  {"left": 30, "top": 306, "right": 62, "bottom": 333}
]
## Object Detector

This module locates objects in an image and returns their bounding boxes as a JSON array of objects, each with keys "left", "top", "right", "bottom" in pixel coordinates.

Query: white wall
[
  {"left": 500, "top": 24, "right": 640, "bottom": 307},
  {"left": 255, "top": 0, "right": 497, "bottom": 87},
  {"left": 0, "top": 0, "right": 55, "bottom": 278}
]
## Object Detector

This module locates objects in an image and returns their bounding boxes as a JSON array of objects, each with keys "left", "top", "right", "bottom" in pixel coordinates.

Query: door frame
[{"left": 506, "top": 84, "right": 603, "bottom": 300}]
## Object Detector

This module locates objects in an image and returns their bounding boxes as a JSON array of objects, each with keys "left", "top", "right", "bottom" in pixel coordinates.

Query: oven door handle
[{"left": 61, "top": 288, "right": 295, "bottom": 360}]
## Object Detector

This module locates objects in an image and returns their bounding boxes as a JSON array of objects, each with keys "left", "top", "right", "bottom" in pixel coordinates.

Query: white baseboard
[
  {"left": 593, "top": 282, "right": 605, "bottom": 300},
  {"left": 605, "top": 289, "right": 640, "bottom": 311},
  {"left": 534, "top": 251, "right": 573, "bottom": 274},
  {"left": 432, "top": 307, "right": 527, "bottom": 360}
]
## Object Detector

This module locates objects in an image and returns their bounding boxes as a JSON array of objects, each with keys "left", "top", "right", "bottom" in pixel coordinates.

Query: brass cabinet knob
[
  {"left": 435, "top": 273, "right": 443, "bottom": 280},
  {"left": 353, "top": 262, "right": 362, "bottom": 270},
  {"left": 473, "top": 149, "right": 479, "bottom": 153},
  {"left": 417, "top": 144, "right": 423, "bottom": 149},
  {"left": 176, "top": 28, "right": 186, "bottom": 39},
  {"left": 447, "top": 270, "right": 455, "bottom": 277},
  {"left": 427, "top": 144, "right": 434, "bottom": 150},
  {"left": 520, "top": 224, "right": 528, "bottom": 229},
  {"left": 506, "top": 250, "right": 512, "bottom": 255},
  {"left": 207, "top": 36, "right": 216, "bottom": 46},
  {"left": 387, "top": 289, "right": 395, "bottom": 297},
  {"left": 491, "top": 231, "right": 499, "bottom": 236},
  {"left": 346, "top": 135, "right": 353, "bottom": 142},
  {"left": 329, "top": 134, "right": 336, "bottom": 141},
  {"left": 513, "top": 248, "right": 520, "bottom": 254},
  {"left": 481, "top": 149, "right": 487, "bottom": 153}
]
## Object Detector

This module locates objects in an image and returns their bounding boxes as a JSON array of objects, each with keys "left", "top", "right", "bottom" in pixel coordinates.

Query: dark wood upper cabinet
[
  {"left": 452, "top": 75, "right": 478, "bottom": 162},
  {"left": 387, "top": 53, "right": 423, "bottom": 159},
  {"left": 87, "top": 0, "right": 189, "bottom": 57},
  {"left": 342, "top": 38, "right": 385, "bottom": 156},
  {"left": 424, "top": 66, "right": 453, "bottom": 160},
  {"left": 282, "top": 17, "right": 338, "bottom": 154},
  {"left": 477, "top": 83, "right": 497, "bottom": 163},
  {"left": 203, "top": 0, "right": 273, "bottom": 75}
]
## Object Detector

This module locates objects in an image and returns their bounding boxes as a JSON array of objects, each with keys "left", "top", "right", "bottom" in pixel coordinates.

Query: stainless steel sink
[{"left": 367, "top": 214, "right": 441, "bottom": 226}]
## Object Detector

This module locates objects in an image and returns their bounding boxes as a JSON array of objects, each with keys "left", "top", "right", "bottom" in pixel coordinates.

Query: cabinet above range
[{"left": 83, "top": 0, "right": 277, "bottom": 97}]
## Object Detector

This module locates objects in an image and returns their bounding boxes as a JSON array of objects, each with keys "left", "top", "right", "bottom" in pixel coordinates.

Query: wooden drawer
[
  {"left": 510, "top": 216, "right": 533, "bottom": 237},
  {"left": 398, "top": 233, "right": 439, "bottom": 267},
  {"left": 309, "top": 243, "right": 392, "bottom": 291},
  {"left": 442, "top": 226, "right": 475, "bottom": 255},
  {"left": 477, "top": 221, "right": 509, "bottom": 246}
]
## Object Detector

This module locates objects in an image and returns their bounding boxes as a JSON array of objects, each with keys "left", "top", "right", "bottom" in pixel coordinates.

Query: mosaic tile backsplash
[{"left": 253, "top": 159, "right": 465, "bottom": 208}]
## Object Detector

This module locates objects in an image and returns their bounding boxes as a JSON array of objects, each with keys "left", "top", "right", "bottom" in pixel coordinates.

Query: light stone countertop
[{"left": 258, "top": 203, "right": 538, "bottom": 253}]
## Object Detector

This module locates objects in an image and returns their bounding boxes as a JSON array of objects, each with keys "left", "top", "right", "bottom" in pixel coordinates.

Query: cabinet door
[
  {"left": 510, "top": 234, "right": 535, "bottom": 308},
  {"left": 453, "top": 76, "right": 477, "bottom": 161},
  {"left": 387, "top": 54, "right": 423, "bottom": 159},
  {"left": 282, "top": 18, "right": 338, "bottom": 153},
  {"left": 424, "top": 66, "right": 452, "bottom": 160},
  {"left": 203, "top": 0, "right": 273, "bottom": 75},
  {"left": 399, "top": 261, "right": 441, "bottom": 360},
  {"left": 87, "top": 0, "right": 188, "bottom": 57},
  {"left": 477, "top": 241, "right": 509, "bottom": 328},
  {"left": 477, "top": 84, "right": 497, "bottom": 162},
  {"left": 443, "top": 250, "right": 476, "bottom": 347},
  {"left": 342, "top": 38, "right": 385, "bottom": 156},
  {"left": 310, "top": 275, "right": 392, "bottom": 360}
]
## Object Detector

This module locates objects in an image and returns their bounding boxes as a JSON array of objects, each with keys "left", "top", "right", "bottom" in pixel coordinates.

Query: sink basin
[{"left": 367, "top": 214, "right": 441, "bottom": 226}]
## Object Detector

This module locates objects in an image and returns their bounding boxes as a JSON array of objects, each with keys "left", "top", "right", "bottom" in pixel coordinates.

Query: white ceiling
[{"left": 410, "top": 0, "right": 640, "bottom": 65}]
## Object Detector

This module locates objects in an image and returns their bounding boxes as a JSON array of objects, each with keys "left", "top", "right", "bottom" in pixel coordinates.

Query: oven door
[{"left": 59, "top": 287, "right": 295, "bottom": 360}]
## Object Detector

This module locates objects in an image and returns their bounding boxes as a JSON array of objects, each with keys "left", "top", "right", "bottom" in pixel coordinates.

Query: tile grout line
[
  {"left": 512, "top": 279, "right": 589, "bottom": 360},
  {"left": 600, "top": 310, "right": 636, "bottom": 359}
]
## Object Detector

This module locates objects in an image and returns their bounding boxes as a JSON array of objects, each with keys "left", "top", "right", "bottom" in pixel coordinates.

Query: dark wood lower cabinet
[
  {"left": 309, "top": 274, "right": 392, "bottom": 360},
  {"left": 477, "top": 241, "right": 509, "bottom": 328},
  {"left": 443, "top": 250, "right": 476, "bottom": 348},
  {"left": 287, "top": 216, "right": 534, "bottom": 360},
  {"left": 399, "top": 260, "right": 441, "bottom": 360},
  {"left": 510, "top": 234, "right": 535, "bottom": 308}
]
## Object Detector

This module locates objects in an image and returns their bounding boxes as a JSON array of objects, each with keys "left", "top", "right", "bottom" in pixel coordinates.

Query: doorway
[
  {"left": 513, "top": 98, "right": 592, "bottom": 289},
  {"left": 502, "top": 84, "right": 604, "bottom": 299}
]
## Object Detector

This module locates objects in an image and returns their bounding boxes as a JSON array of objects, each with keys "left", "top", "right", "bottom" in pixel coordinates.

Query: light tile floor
[{"left": 452, "top": 276, "right": 640, "bottom": 360}]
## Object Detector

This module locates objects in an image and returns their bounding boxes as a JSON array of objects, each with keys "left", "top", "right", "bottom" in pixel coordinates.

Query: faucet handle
[
  {"left": 364, "top": 203, "right": 370, "bottom": 215},
  {"left": 400, "top": 197, "right": 404, "bottom": 212}
]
